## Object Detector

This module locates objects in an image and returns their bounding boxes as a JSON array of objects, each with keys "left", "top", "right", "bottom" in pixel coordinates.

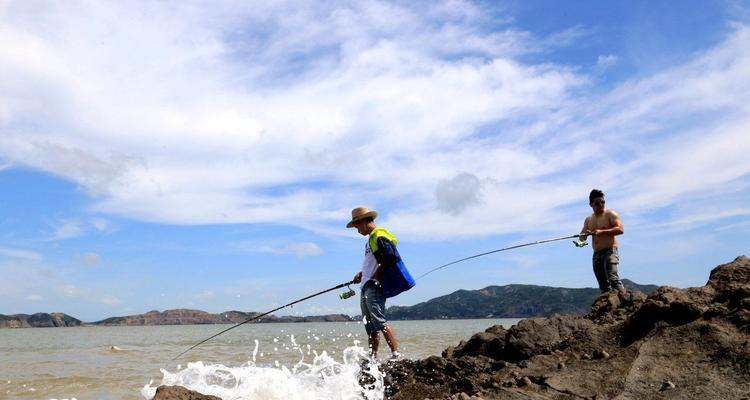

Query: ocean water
[{"left": 0, "top": 318, "right": 521, "bottom": 400}]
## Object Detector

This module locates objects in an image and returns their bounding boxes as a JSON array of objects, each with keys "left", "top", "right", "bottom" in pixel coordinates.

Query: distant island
[
  {"left": 0, "top": 280, "right": 657, "bottom": 328},
  {"left": 0, "top": 310, "right": 354, "bottom": 328},
  {"left": 387, "top": 279, "right": 657, "bottom": 320}
]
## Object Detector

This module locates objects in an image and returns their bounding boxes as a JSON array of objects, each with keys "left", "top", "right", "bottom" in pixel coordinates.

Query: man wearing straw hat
[{"left": 348, "top": 206, "right": 415, "bottom": 362}]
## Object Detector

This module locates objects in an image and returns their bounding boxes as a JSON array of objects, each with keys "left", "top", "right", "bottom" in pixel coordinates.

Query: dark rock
[
  {"left": 660, "top": 380, "right": 676, "bottom": 391},
  {"left": 385, "top": 256, "right": 750, "bottom": 400},
  {"left": 152, "top": 385, "right": 221, "bottom": 400}
]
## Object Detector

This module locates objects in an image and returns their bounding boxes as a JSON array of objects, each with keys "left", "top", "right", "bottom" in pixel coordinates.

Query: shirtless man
[{"left": 579, "top": 189, "right": 625, "bottom": 293}]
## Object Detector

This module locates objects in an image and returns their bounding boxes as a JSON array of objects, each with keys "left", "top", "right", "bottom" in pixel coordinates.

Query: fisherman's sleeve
[{"left": 374, "top": 236, "right": 399, "bottom": 269}]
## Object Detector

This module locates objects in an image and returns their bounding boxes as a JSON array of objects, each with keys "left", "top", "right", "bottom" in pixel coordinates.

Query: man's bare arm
[{"left": 579, "top": 217, "right": 590, "bottom": 241}]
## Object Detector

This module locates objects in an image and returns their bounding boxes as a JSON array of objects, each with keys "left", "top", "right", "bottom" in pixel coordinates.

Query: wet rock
[{"left": 152, "top": 385, "right": 221, "bottom": 400}]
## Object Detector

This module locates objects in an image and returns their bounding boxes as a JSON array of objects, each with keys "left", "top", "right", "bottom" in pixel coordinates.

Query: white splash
[{"left": 141, "top": 346, "right": 383, "bottom": 400}]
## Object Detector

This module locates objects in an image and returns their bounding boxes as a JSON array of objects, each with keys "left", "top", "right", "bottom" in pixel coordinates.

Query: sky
[{"left": 1, "top": 0, "right": 749, "bottom": 322}]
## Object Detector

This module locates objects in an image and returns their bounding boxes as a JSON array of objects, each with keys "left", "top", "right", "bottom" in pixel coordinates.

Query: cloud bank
[{"left": 1, "top": 1, "right": 748, "bottom": 240}]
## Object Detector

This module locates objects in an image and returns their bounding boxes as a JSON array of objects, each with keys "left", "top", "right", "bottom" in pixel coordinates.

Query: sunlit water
[{"left": 0, "top": 318, "right": 521, "bottom": 399}]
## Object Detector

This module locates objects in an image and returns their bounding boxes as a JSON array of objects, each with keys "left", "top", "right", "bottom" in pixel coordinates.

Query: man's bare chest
[{"left": 588, "top": 214, "right": 612, "bottom": 229}]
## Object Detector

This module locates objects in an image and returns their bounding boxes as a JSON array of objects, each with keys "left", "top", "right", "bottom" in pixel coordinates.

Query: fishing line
[{"left": 415, "top": 233, "right": 583, "bottom": 280}]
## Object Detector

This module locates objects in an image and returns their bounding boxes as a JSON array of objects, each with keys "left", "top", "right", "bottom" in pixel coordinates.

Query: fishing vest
[{"left": 363, "top": 227, "right": 416, "bottom": 298}]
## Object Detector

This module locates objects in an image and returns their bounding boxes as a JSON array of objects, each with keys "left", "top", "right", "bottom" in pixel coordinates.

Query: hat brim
[{"left": 346, "top": 211, "right": 378, "bottom": 228}]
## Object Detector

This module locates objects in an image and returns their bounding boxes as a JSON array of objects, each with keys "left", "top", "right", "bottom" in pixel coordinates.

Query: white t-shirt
[{"left": 360, "top": 240, "right": 379, "bottom": 286}]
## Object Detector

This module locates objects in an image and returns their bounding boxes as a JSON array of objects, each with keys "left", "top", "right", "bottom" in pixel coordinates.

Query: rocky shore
[
  {"left": 152, "top": 255, "right": 749, "bottom": 400},
  {"left": 384, "top": 255, "right": 750, "bottom": 399}
]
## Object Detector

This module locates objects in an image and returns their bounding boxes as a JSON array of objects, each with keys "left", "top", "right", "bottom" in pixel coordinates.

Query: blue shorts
[{"left": 360, "top": 280, "right": 387, "bottom": 335}]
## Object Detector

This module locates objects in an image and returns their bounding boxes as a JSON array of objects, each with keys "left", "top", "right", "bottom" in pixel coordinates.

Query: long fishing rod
[
  {"left": 173, "top": 280, "right": 355, "bottom": 360},
  {"left": 415, "top": 233, "right": 583, "bottom": 280},
  {"left": 174, "top": 233, "right": 583, "bottom": 359}
]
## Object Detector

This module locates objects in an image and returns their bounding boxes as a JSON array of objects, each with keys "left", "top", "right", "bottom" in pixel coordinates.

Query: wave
[{"left": 141, "top": 345, "right": 384, "bottom": 400}]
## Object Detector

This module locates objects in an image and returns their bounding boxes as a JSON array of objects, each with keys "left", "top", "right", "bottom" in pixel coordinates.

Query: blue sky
[{"left": 1, "top": 1, "right": 749, "bottom": 321}]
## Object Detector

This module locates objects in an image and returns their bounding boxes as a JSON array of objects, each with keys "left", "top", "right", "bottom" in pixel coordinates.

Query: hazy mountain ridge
[
  {"left": 0, "top": 312, "right": 82, "bottom": 328},
  {"left": 387, "top": 279, "right": 658, "bottom": 320},
  {"left": 0, "top": 309, "right": 354, "bottom": 328},
  {"left": 1, "top": 280, "right": 658, "bottom": 328},
  {"left": 91, "top": 309, "right": 355, "bottom": 326}
]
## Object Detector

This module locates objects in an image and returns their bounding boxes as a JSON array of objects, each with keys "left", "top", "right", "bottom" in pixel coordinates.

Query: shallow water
[{"left": 0, "top": 318, "right": 521, "bottom": 399}]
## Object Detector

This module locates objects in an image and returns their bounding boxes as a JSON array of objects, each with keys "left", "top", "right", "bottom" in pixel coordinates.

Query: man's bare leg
[
  {"left": 382, "top": 324, "right": 399, "bottom": 353},
  {"left": 368, "top": 331, "right": 380, "bottom": 357}
]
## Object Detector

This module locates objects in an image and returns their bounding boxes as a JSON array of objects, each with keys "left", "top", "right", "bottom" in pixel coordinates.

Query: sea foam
[{"left": 140, "top": 346, "right": 384, "bottom": 400}]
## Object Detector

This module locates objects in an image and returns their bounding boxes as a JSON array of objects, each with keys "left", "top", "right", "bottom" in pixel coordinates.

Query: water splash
[{"left": 141, "top": 346, "right": 384, "bottom": 400}]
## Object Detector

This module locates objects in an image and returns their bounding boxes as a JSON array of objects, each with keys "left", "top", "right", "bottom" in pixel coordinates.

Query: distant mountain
[
  {"left": 0, "top": 308, "right": 354, "bottom": 328},
  {"left": 387, "top": 279, "right": 658, "bottom": 320},
  {"left": 1, "top": 280, "right": 658, "bottom": 328},
  {"left": 0, "top": 312, "right": 82, "bottom": 328},
  {"left": 91, "top": 309, "right": 355, "bottom": 326}
]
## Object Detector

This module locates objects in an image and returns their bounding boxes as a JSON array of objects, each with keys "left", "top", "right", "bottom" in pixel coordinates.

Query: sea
[{"left": 0, "top": 318, "right": 521, "bottom": 400}]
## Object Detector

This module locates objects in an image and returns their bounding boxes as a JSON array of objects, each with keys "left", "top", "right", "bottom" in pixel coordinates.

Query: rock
[
  {"left": 660, "top": 380, "right": 676, "bottom": 391},
  {"left": 592, "top": 349, "right": 610, "bottom": 359},
  {"left": 443, "top": 326, "right": 506, "bottom": 360},
  {"left": 151, "top": 385, "right": 221, "bottom": 400},
  {"left": 517, "top": 376, "right": 532, "bottom": 387},
  {"left": 385, "top": 256, "right": 750, "bottom": 400}
]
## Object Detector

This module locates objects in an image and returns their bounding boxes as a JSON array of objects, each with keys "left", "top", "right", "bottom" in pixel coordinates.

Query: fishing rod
[
  {"left": 415, "top": 233, "right": 584, "bottom": 280},
  {"left": 173, "top": 280, "right": 355, "bottom": 360},
  {"left": 174, "top": 233, "right": 585, "bottom": 359}
]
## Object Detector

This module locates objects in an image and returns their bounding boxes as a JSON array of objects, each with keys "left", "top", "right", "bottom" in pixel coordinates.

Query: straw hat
[{"left": 346, "top": 206, "right": 378, "bottom": 228}]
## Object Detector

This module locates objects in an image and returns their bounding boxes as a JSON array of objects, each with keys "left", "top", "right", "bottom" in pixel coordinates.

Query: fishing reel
[
  {"left": 572, "top": 240, "right": 589, "bottom": 248},
  {"left": 339, "top": 285, "right": 356, "bottom": 300}
]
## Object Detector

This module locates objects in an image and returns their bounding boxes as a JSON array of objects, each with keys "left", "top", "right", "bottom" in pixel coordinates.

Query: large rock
[
  {"left": 385, "top": 256, "right": 750, "bottom": 399},
  {"left": 152, "top": 385, "right": 221, "bottom": 400}
]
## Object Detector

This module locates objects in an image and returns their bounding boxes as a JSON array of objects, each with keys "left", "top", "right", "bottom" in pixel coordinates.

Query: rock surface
[
  {"left": 384, "top": 256, "right": 750, "bottom": 399},
  {"left": 152, "top": 385, "right": 221, "bottom": 400}
]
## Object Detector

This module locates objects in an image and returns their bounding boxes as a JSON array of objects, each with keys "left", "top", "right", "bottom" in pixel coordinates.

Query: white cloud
[
  {"left": 90, "top": 218, "right": 115, "bottom": 233},
  {"left": 75, "top": 252, "right": 103, "bottom": 266},
  {"left": 234, "top": 241, "right": 324, "bottom": 257},
  {"left": 596, "top": 54, "right": 618, "bottom": 69},
  {"left": 0, "top": 247, "right": 42, "bottom": 262},
  {"left": 48, "top": 220, "right": 84, "bottom": 241},
  {"left": 434, "top": 172, "right": 484, "bottom": 215},
  {"left": 0, "top": 2, "right": 748, "bottom": 242},
  {"left": 26, "top": 294, "right": 43, "bottom": 301},
  {"left": 46, "top": 218, "right": 114, "bottom": 241}
]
